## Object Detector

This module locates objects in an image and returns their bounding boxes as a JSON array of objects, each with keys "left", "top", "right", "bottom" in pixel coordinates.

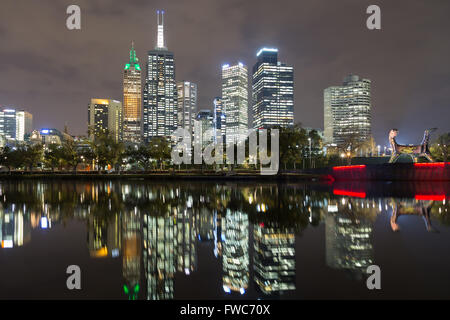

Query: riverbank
[{"left": 0, "top": 171, "right": 326, "bottom": 181}]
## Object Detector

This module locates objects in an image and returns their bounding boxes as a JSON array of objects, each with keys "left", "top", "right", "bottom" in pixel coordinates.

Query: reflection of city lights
[
  {"left": 328, "top": 205, "right": 338, "bottom": 212},
  {"left": 41, "top": 217, "right": 48, "bottom": 229},
  {"left": 2, "top": 240, "right": 13, "bottom": 248}
]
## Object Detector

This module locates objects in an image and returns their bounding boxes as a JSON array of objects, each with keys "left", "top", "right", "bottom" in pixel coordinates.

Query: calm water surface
[{"left": 0, "top": 179, "right": 449, "bottom": 299}]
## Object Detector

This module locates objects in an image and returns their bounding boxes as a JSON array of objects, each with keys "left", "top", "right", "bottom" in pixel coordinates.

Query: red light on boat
[
  {"left": 414, "top": 162, "right": 446, "bottom": 168},
  {"left": 415, "top": 194, "right": 446, "bottom": 201},
  {"left": 333, "top": 165, "right": 366, "bottom": 171},
  {"left": 333, "top": 189, "right": 366, "bottom": 198}
]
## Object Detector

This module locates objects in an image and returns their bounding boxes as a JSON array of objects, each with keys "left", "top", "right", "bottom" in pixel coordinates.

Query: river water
[{"left": 0, "top": 179, "right": 449, "bottom": 299}]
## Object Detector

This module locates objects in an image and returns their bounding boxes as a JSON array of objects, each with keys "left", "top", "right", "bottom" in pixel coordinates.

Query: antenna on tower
[{"left": 156, "top": 9, "right": 166, "bottom": 50}]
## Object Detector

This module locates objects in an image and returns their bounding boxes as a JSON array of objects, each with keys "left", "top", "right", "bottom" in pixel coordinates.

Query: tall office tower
[
  {"left": 213, "top": 97, "right": 225, "bottom": 143},
  {"left": 0, "top": 108, "right": 17, "bottom": 140},
  {"left": 88, "top": 99, "right": 123, "bottom": 142},
  {"left": 177, "top": 81, "right": 197, "bottom": 136},
  {"left": 253, "top": 223, "right": 296, "bottom": 295},
  {"left": 16, "top": 110, "right": 33, "bottom": 141},
  {"left": 252, "top": 48, "right": 294, "bottom": 129},
  {"left": 194, "top": 109, "right": 214, "bottom": 148},
  {"left": 222, "top": 63, "right": 248, "bottom": 145},
  {"left": 222, "top": 209, "right": 249, "bottom": 295},
  {"left": 123, "top": 42, "right": 142, "bottom": 144},
  {"left": 143, "top": 10, "right": 177, "bottom": 142},
  {"left": 324, "top": 74, "right": 372, "bottom": 146}
]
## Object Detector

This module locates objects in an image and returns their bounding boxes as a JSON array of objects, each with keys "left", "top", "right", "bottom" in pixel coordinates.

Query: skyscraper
[
  {"left": 324, "top": 74, "right": 372, "bottom": 146},
  {"left": 213, "top": 97, "right": 225, "bottom": 143},
  {"left": 177, "top": 81, "right": 197, "bottom": 136},
  {"left": 123, "top": 42, "right": 142, "bottom": 144},
  {"left": 194, "top": 109, "right": 214, "bottom": 148},
  {"left": 16, "top": 110, "right": 33, "bottom": 141},
  {"left": 88, "top": 99, "right": 123, "bottom": 142},
  {"left": 0, "top": 108, "right": 17, "bottom": 140},
  {"left": 252, "top": 48, "right": 294, "bottom": 129},
  {"left": 222, "top": 63, "right": 248, "bottom": 145},
  {"left": 143, "top": 10, "right": 177, "bottom": 142}
]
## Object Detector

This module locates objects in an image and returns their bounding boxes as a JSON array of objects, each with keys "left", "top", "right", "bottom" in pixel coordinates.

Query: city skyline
[{"left": 0, "top": 1, "right": 449, "bottom": 146}]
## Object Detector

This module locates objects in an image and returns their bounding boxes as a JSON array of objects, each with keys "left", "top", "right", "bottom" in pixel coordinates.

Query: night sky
[{"left": 0, "top": 0, "right": 449, "bottom": 147}]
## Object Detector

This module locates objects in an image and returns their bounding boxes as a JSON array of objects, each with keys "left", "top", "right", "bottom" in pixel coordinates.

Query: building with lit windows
[
  {"left": 0, "top": 108, "right": 17, "bottom": 141},
  {"left": 253, "top": 223, "right": 296, "bottom": 295},
  {"left": 143, "top": 10, "right": 177, "bottom": 142},
  {"left": 88, "top": 99, "right": 123, "bottom": 142},
  {"left": 324, "top": 74, "right": 372, "bottom": 146},
  {"left": 252, "top": 48, "right": 294, "bottom": 129},
  {"left": 194, "top": 109, "right": 214, "bottom": 148},
  {"left": 16, "top": 110, "right": 33, "bottom": 141},
  {"left": 222, "top": 63, "right": 248, "bottom": 145},
  {"left": 213, "top": 97, "right": 225, "bottom": 143},
  {"left": 177, "top": 81, "right": 197, "bottom": 136},
  {"left": 123, "top": 42, "right": 142, "bottom": 144}
]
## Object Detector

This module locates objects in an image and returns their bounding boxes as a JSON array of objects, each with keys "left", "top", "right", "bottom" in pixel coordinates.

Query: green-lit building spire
[{"left": 125, "top": 41, "right": 141, "bottom": 71}]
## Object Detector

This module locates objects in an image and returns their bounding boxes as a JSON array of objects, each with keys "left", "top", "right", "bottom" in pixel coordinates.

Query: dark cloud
[{"left": 0, "top": 0, "right": 449, "bottom": 146}]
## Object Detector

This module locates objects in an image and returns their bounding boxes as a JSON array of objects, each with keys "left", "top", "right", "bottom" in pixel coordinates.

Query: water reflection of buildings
[
  {"left": 143, "top": 215, "right": 175, "bottom": 300},
  {"left": 87, "top": 214, "right": 121, "bottom": 258},
  {"left": 222, "top": 209, "right": 249, "bottom": 295},
  {"left": 4, "top": 180, "right": 449, "bottom": 299},
  {"left": 0, "top": 205, "right": 31, "bottom": 248},
  {"left": 122, "top": 210, "right": 141, "bottom": 300},
  {"left": 175, "top": 197, "right": 197, "bottom": 275},
  {"left": 253, "top": 223, "right": 295, "bottom": 295},
  {"left": 325, "top": 197, "right": 377, "bottom": 279}
]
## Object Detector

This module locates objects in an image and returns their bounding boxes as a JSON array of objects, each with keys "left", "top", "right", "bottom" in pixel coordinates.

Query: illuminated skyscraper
[
  {"left": 143, "top": 10, "right": 177, "bottom": 142},
  {"left": 252, "top": 48, "right": 294, "bottom": 129},
  {"left": 177, "top": 81, "right": 197, "bottom": 136},
  {"left": 123, "top": 42, "right": 142, "bottom": 144},
  {"left": 16, "top": 110, "right": 33, "bottom": 141},
  {"left": 0, "top": 108, "right": 17, "bottom": 140},
  {"left": 213, "top": 97, "right": 225, "bottom": 143},
  {"left": 194, "top": 109, "right": 214, "bottom": 148},
  {"left": 324, "top": 74, "right": 372, "bottom": 146},
  {"left": 0, "top": 108, "right": 32, "bottom": 141},
  {"left": 88, "top": 99, "right": 123, "bottom": 142},
  {"left": 222, "top": 63, "right": 248, "bottom": 144}
]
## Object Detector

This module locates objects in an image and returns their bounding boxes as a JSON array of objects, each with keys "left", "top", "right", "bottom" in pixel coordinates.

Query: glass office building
[
  {"left": 252, "top": 48, "right": 294, "bottom": 129},
  {"left": 324, "top": 74, "right": 372, "bottom": 146},
  {"left": 143, "top": 10, "right": 177, "bottom": 142}
]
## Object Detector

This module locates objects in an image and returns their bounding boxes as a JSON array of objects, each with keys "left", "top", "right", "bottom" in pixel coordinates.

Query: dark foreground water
[{"left": 0, "top": 179, "right": 449, "bottom": 300}]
